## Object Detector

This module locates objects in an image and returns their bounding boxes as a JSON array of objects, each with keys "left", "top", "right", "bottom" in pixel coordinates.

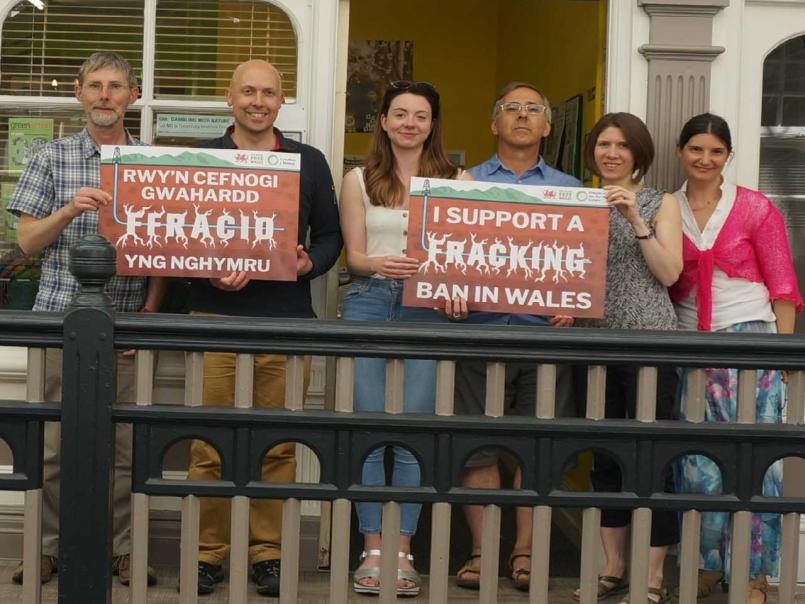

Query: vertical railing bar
[
  {"left": 335, "top": 356, "right": 355, "bottom": 413},
  {"left": 131, "top": 350, "right": 155, "bottom": 604},
  {"left": 434, "top": 359, "right": 455, "bottom": 416},
  {"left": 479, "top": 504, "right": 501, "bottom": 603},
  {"left": 580, "top": 365, "right": 606, "bottom": 603},
  {"left": 428, "top": 503, "right": 451, "bottom": 604},
  {"left": 485, "top": 362, "right": 506, "bottom": 418},
  {"left": 179, "top": 351, "right": 204, "bottom": 603},
  {"left": 23, "top": 347, "right": 45, "bottom": 604},
  {"left": 279, "top": 498, "right": 302, "bottom": 604},
  {"left": 531, "top": 363, "right": 556, "bottom": 603},
  {"left": 228, "top": 353, "right": 254, "bottom": 604},
  {"left": 679, "top": 510, "right": 703, "bottom": 604},
  {"left": 579, "top": 508, "right": 602, "bottom": 604},
  {"left": 384, "top": 359, "right": 404, "bottom": 414},
  {"left": 679, "top": 367, "right": 707, "bottom": 603},
  {"left": 478, "top": 362, "right": 505, "bottom": 602},
  {"left": 530, "top": 506, "right": 552, "bottom": 604},
  {"left": 585, "top": 365, "right": 606, "bottom": 420},
  {"left": 285, "top": 355, "right": 306, "bottom": 412},
  {"left": 430, "top": 359, "right": 454, "bottom": 603},
  {"left": 779, "top": 512, "right": 800, "bottom": 604},
  {"left": 328, "top": 498, "right": 352, "bottom": 602},
  {"left": 729, "top": 368, "right": 757, "bottom": 604},
  {"left": 628, "top": 367, "right": 657, "bottom": 604},
  {"left": 379, "top": 502, "right": 401, "bottom": 603},
  {"left": 179, "top": 496, "right": 200, "bottom": 604},
  {"left": 780, "top": 369, "right": 803, "bottom": 604},
  {"left": 280, "top": 354, "right": 306, "bottom": 603},
  {"left": 329, "top": 357, "right": 355, "bottom": 598},
  {"left": 535, "top": 363, "right": 556, "bottom": 419}
]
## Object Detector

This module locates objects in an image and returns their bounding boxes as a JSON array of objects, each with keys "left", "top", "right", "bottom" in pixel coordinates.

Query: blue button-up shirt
[
  {"left": 466, "top": 154, "right": 582, "bottom": 325},
  {"left": 7, "top": 128, "right": 147, "bottom": 312}
]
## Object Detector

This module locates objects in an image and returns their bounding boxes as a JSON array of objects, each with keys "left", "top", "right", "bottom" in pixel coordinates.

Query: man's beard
[{"left": 88, "top": 107, "right": 123, "bottom": 128}]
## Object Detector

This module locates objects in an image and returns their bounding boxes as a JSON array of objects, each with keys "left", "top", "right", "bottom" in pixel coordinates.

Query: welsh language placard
[
  {"left": 401, "top": 178, "right": 610, "bottom": 317},
  {"left": 98, "top": 145, "right": 300, "bottom": 280}
]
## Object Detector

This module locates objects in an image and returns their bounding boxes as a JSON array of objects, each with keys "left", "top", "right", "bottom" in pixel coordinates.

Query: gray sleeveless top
[{"left": 596, "top": 187, "right": 677, "bottom": 330}]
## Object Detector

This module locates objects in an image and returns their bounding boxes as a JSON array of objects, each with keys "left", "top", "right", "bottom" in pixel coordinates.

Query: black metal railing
[{"left": 0, "top": 235, "right": 804, "bottom": 603}]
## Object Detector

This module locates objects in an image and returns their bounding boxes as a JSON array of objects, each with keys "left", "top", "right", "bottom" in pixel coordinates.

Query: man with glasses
[
  {"left": 6, "top": 51, "right": 162, "bottom": 587},
  {"left": 454, "top": 81, "right": 580, "bottom": 592}
]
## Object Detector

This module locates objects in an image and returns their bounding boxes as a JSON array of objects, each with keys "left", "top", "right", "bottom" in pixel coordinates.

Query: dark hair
[
  {"left": 678, "top": 113, "right": 732, "bottom": 153},
  {"left": 584, "top": 112, "right": 655, "bottom": 181},
  {"left": 492, "top": 81, "right": 552, "bottom": 122},
  {"left": 364, "top": 81, "right": 456, "bottom": 208}
]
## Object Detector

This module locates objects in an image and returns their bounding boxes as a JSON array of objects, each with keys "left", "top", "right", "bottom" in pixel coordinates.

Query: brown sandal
[
  {"left": 455, "top": 549, "right": 481, "bottom": 590},
  {"left": 572, "top": 574, "right": 629, "bottom": 601},
  {"left": 508, "top": 548, "right": 531, "bottom": 592},
  {"left": 619, "top": 586, "right": 670, "bottom": 603},
  {"left": 748, "top": 574, "right": 768, "bottom": 603},
  {"left": 697, "top": 569, "right": 725, "bottom": 597}
]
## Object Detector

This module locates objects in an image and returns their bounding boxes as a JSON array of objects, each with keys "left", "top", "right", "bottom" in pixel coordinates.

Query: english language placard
[{"left": 401, "top": 178, "right": 609, "bottom": 318}]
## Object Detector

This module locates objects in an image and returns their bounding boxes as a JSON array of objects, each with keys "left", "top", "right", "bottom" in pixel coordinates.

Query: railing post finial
[{"left": 68, "top": 234, "right": 116, "bottom": 309}]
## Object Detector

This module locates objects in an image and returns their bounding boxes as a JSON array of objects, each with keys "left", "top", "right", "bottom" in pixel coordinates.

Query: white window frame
[{"left": 0, "top": 0, "right": 341, "bottom": 155}]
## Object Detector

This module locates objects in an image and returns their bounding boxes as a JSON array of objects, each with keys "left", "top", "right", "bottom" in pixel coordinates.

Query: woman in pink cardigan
[{"left": 671, "top": 113, "right": 803, "bottom": 604}]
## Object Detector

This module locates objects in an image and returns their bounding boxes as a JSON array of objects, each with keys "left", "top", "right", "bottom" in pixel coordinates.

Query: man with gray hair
[
  {"left": 454, "top": 81, "right": 580, "bottom": 592},
  {"left": 7, "top": 51, "right": 162, "bottom": 587}
]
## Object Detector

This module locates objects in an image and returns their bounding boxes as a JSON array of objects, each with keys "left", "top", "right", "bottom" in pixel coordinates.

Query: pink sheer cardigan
[{"left": 670, "top": 186, "right": 804, "bottom": 331}]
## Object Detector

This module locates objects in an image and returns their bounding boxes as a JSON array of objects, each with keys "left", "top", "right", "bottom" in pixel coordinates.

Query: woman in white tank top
[{"left": 339, "top": 80, "right": 463, "bottom": 597}]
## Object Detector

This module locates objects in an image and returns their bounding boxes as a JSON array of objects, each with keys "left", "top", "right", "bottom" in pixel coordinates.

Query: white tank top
[{"left": 354, "top": 167, "right": 409, "bottom": 262}]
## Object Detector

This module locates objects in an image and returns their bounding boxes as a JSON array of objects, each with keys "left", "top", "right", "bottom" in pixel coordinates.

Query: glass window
[
  {"left": 0, "top": 0, "right": 144, "bottom": 96},
  {"left": 0, "top": 110, "right": 141, "bottom": 309},
  {"left": 154, "top": 0, "right": 297, "bottom": 101},
  {"left": 0, "top": 0, "right": 300, "bottom": 310},
  {"left": 760, "top": 35, "right": 805, "bottom": 333},
  {"left": 761, "top": 36, "right": 805, "bottom": 127}
]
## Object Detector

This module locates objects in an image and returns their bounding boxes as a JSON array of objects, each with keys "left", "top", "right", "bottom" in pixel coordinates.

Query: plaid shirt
[{"left": 7, "top": 128, "right": 147, "bottom": 312}]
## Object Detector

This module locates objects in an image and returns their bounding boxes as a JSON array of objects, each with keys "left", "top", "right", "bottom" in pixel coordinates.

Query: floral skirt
[{"left": 676, "top": 320, "right": 783, "bottom": 581}]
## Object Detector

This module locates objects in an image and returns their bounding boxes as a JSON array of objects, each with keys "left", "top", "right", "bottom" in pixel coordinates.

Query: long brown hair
[{"left": 364, "top": 81, "right": 456, "bottom": 208}]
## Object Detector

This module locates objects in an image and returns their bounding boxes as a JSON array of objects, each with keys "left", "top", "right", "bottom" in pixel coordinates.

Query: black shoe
[
  {"left": 197, "top": 561, "right": 224, "bottom": 595},
  {"left": 251, "top": 559, "right": 280, "bottom": 597}
]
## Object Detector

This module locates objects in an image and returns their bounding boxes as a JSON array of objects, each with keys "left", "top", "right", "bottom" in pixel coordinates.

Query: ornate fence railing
[{"left": 0, "top": 235, "right": 803, "bottom": 604}]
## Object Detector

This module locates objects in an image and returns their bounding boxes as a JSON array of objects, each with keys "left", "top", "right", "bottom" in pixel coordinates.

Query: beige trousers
[
  {"left": 41, "top": 348, "right": 135, "bottom": 557},
  {"left": 187, "top": 351, "right": 310, "bottom": 565}
]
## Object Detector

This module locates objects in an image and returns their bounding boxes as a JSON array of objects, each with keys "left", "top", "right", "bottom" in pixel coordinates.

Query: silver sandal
[
  {"left": 353, "top": 549, "right": 381, "bottom": 595},
  {"left": 396, "top": 552, "right": 421, "bottom": 597}
]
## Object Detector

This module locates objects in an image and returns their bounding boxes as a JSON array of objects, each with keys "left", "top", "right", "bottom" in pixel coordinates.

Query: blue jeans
[{"left": 341, "top": 276, "right": 447, "bottom": 535}]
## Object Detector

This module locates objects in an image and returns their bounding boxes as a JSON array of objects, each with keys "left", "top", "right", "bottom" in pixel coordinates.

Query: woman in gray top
[{"left": 573, "top": 113, "right": 682, "bottom": 604}]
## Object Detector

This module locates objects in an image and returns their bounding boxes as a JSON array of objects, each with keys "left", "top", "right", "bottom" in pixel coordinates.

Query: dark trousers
[{"left": 574, "top": 364, "right": 680, "bottom": 547}]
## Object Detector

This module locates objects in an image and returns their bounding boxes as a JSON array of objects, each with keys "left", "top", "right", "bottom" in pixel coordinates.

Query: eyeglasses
[
  {"left": 497, "top": 101, "right": 547, "bottom": 116},
  {"left": 389, "top": 80, "right": 436, "bottom": 93}
]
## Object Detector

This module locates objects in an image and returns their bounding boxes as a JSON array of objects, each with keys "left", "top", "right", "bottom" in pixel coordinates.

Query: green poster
[
  {"left": 7, "top": 117, "right": 54, "bottom": 172},
  {"left": 0, "top": 183, "right": 16, "bottom": 244}
]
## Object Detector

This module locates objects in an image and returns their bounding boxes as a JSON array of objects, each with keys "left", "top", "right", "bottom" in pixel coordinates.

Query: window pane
[
  {"left": 762, "top": 61, "right": 782, "bottom": 94},
  {"left": 783, "top": 61, "right": 805, "bottom": 94},
  {"left": 0, "top": 0, "right": 144, "bottom": 97},
  {"left": 0, "top": 109, "right": 141, "bottom": 310},
  {"left": 155, "top": 0, "right": 298, "bottom": 101},
  {"left": 761, "top": 95, "right": 779, "bottom": 127},
  {"left": 783, "top": 36, "right": 805, "bottom": 61},
  {"left": 782, "top": 97, "right": 805, "bottom": 126}
]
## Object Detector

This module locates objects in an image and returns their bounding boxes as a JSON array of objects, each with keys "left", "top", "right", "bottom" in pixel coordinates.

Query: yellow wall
[
  {"left": 496, "top": 0, "right": 605, "bottom": 183},
  {"left": 346, "top": 0, "right": 499, "bottom": 168},
  {"left": 347, "top": 0, "right": 606, "bottom": 177}
]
